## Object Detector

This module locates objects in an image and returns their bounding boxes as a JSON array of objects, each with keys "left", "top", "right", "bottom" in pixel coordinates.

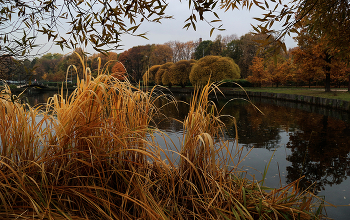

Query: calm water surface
[{"left": 27, "top": 91, "right": 350, "bottom": 219}]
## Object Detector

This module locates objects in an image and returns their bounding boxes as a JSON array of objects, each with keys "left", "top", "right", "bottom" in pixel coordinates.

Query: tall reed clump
[{"left": 0, "top": 54, "right": 325, "bottom": 219}]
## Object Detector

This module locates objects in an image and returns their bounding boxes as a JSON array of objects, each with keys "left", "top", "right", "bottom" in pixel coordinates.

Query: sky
[{"left": 33, "top": 1, "right": 297, "bottom": 56}]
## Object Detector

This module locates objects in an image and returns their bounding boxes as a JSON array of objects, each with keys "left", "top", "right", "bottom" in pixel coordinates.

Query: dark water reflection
[
  {"left": 27, "top": 91, "right": 350, "bottom": 219},
  {"left": 153, "top": 93, "right": 350, "bottom": 219}
]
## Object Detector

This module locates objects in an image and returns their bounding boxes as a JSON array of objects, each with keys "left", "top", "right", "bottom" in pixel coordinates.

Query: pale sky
[{"left": 32, "top": 1, "right": 297, "bottom": 56}]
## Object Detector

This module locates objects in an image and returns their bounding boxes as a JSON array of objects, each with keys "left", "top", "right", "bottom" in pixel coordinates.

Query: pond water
[{"left": 26, "top": 90, "right": 350, "bottom": 219}]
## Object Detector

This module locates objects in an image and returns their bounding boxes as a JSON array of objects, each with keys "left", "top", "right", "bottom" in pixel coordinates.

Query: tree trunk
[
  {"left": 324, "top": 54, "right": 332, "bottom": 92},
  {"left": 348, "top": 74, "right": 350, "bottom": 92},
  {"left": 325, "top": 72, "right": 331, "bottom": 92}
]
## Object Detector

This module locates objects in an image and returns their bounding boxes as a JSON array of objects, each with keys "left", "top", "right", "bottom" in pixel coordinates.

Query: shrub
[
  {"left": 161, "top": 68, "right": 172, "bottom": 88},
  {"left": 155, "top": 62, "right": 173, "bottom": 85},
  {"left": 111, "top": 62, "right": 127, "bottom": 80},
  {"left": 190, "top": 55, "right": 240, "bottom": 86},
  {"left": 169, "top": 59, "right": 196, "bottom": 88},
  {"left": 142, "top": 65, "right": 161, "bottom": 84}
]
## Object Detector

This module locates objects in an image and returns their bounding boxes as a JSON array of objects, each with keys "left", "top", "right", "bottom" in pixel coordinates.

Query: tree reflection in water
[
  {"left": 286, "top": 114, "right": 350, "bottom": 193},
  {"left": 222, "top": 97, "right": 350, "bottom": 195}
]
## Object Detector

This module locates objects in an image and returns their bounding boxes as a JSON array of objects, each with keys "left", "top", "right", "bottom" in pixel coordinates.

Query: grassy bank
[
  {"left": 243, "top": 87, "right": 350, "bottom": 102},
  {"left": 142, "top": 84, "right": 350, "bottom": 102},
  {"left": 0, "top": 67, "right": 326, "bottom": 219}
]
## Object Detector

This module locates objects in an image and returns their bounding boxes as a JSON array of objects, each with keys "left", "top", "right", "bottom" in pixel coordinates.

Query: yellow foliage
[
  {"left": 155, "top": 62, "right": 173, "bottom": 85},
  {"left": 142, "top": 64, "right": 161, "bottom": 83},
  {"left": 190, "top": 56, "right": 240, "bottom": 86},
  {"left": 168, "top": 59, "right": 196, "bottom": 87}
]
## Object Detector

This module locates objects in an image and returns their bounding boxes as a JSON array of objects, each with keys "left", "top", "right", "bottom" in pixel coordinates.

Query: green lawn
[{"left": 243, "top": 87, "right": 350, "bottom": 102}]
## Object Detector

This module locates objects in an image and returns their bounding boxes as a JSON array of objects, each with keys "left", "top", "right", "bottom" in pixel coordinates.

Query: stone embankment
[
  {"left": 227, "top": 90, "right": 350, "bottom": 112},
  {"left": 164, "top": 87, "right": 350, "bottom": 112}
]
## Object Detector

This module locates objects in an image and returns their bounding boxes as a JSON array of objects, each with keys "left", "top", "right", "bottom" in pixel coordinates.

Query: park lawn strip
[{"left": 243, "top": 87, "right": 350, "bottom": 102}]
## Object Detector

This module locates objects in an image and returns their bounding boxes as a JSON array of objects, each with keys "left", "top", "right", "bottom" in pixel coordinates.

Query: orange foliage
[
  {"left": 150, "top": 44, "right": 173, "bottom": 65},
  {"left": 265, "top": 57, "right": 293, "bottom": 87},
  {"left": 111, "top": 62, "right": 127, "bottom": 81},
  {"left": 247, "top": 57, "right": 268, "bottom": 87},
  {"left": 292, "top": 17, "right": 350, "bottom": 91}
]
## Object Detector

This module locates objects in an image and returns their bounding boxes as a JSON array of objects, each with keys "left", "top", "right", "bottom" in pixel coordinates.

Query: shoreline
[
  {"left": 159, "top": 87, "right": 350, "bottom": 112},
  {"left": 11, "top": 86, "right": 350, "bottom": 112}
]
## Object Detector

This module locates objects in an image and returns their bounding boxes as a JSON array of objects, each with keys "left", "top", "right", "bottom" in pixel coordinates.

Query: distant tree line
[
  {"left": 2, "top": 29, "right": 349, "bottom": 91},
  {"left": 0, "top": 33, "right": 261, "bottom": 83},
  {"left": 0, "top": 48, "right": 122, "bottom": 83}
]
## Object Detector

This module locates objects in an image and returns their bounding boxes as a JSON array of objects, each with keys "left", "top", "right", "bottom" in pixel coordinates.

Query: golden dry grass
[{"left": 0, "top": 54, "right": 325, "bottom": 219}]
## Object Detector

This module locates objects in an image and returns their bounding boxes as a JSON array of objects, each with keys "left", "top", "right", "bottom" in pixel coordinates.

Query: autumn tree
[
  {"left": 292, "top": 16, "right": 350, "bottom": 92},
  {"left": 168, "top": 60, "right": 196, "bottom": 88},
  {"left": 34, "top": 53, "right": 64, "bottom": 80},
  {"left": 189, "top": 56, "right": 240, "bottom": 86},
  {"left": 182, "top": 41, "right": 197, "bottom": 61},
  {"left": 221, "top": 33, "right": 270, "bottom": 79},
  {"left": 292, "top": 47, "right": 324, "bottom": 88},
  {"left": 149, "top": 44, "right": 173, "bottom": 66},
  {"left": 239, "top": 33, "right": 277, "bottom": 79},
  {"left": 330, "top": 59, "right": 349, "bottom": 88},
  {"left": 166, "top": 41, "right": 197, "bottom": 63},
  {"left": 0, "top": 56, "right": 13, "bottom": 80},
  {"left": 242, "top": 0, "right": 350, "bottom": 57},
  {"left": 118, "top": 45, "right": 152, "bottom": 82},
  {"left": 247, "top": 57, "right": 267, "bottom": 87},
  {"left": 155, "top": 62, "right": 174, "bottom": 85},
  {"left": 234, "top": 34, "right": 256, "bottom": 79},
  {"left": 111, "top": 62, "right": 127, "bottom": 81},
  {"left": 265, "top": 57, "right": 293, "bottom": 87},
  {"left": 166, "top": 41, "right": 181, "bottom": 63}
]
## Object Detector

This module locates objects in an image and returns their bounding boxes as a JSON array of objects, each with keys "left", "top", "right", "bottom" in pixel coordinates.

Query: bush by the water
[
  {"left": 155, "top": 62, "right": 173, "bottom": 85},
  {"left": 168, "top": 59, "right": 196, "bottom": 88},
  {"left": 0, "top": 55, "right": 325, "bottom": 219},
  {"left": 190, "top": 55, "right": 241, "bottom": 86},
  {"left": 143, "top": 64, "right": 161, "bottom": 85}
]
